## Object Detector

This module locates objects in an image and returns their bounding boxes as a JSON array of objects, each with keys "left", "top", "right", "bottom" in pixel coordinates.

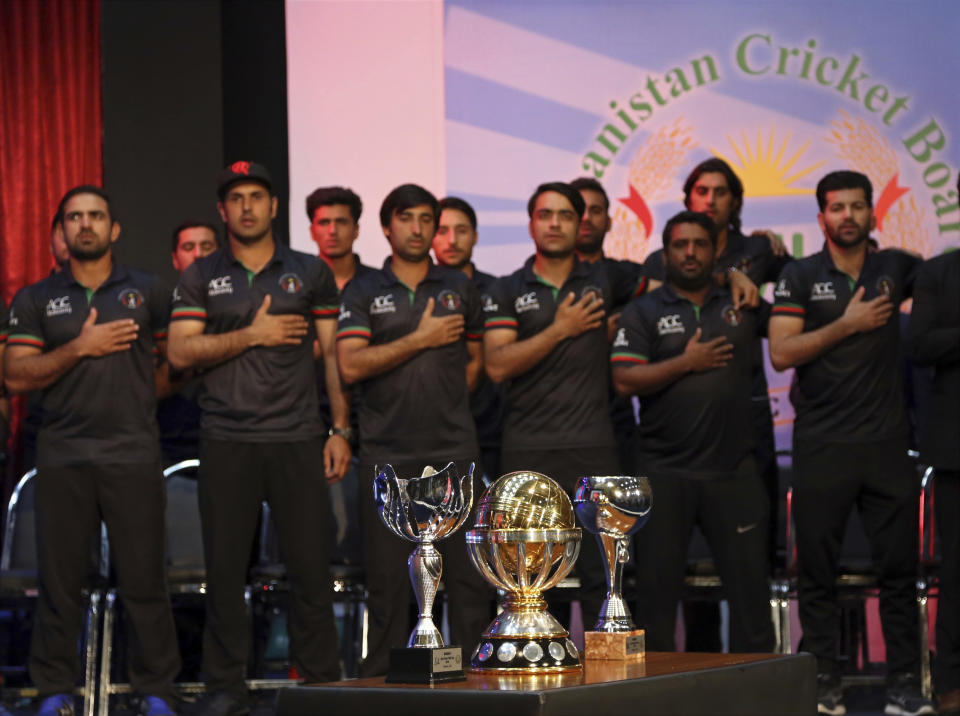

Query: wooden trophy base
[{"left": 584, "top": 629, "right": 645, "bottom": 661}]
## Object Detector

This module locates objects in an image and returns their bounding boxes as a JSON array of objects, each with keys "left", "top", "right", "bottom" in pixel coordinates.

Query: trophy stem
[
  {"left": 594, "top": 533, "right": 636, "bottom": 632},
  {"left": 407, "top": 541, "right": 444, "bottom": 648}
]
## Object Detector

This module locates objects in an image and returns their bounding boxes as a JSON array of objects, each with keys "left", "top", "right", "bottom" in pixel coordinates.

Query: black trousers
[
  {"left": 935, "top": 469, "right": 960, "bottom": 693},
  {"left": 633, "top": 459, "right": 774, "bottom": 653},
  {"left": 198, "top": 439, "right": 339, "bottom": 701},
  {"left": 357, "top": 458, "right": 493, "bottom": 678},
  {"left": 29, "top": 462, "right": 179, "bottom": 703},
  {"left": 500, "top": 444, "right": 620, "bottom": 630},
  {"left": 793, "top": 437, "right": 920, "bottom": 681}
]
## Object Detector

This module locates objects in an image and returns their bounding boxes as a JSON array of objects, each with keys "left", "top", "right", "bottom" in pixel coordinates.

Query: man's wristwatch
[{"left": 328, "top": 426, "right": 354, "bottom": 442}]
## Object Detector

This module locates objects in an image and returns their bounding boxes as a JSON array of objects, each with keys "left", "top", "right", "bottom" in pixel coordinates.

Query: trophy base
[
  {"left": 469, "top": 636, "right": 582, "bottom": 673},
  {"left": 385, "top": 646, "right": 466, "bottom": 684},
  {"left": 584, "top": 629, "right": 645, "bottom": 661}
]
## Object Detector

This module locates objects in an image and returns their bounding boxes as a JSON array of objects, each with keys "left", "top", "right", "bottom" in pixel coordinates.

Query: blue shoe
[
  {"left": 139, "top": 695, "right": 177, "bottom": 715},
  {"left": 36, "top": 694, "right": 74, "bottom": 716}
]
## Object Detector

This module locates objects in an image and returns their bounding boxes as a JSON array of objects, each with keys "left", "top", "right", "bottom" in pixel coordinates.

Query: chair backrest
[
  {"left": 163, "top": 459, "right": 205, "bottom": 575},
  {"left": 1, "top": 469, "right": 38, "bottom": 572}
]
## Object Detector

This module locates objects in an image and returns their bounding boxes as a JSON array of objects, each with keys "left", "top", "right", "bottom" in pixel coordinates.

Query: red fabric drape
[
  {"left": 0, "top": 0, "right": 103, "bottom": 490},
  {"left": 0, "top": 0, "right": 103, "bottom": 305}
]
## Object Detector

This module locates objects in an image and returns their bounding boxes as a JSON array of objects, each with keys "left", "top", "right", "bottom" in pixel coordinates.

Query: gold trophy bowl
[{"left": 466, "top": 471, "right": 582, "bottom": 673}]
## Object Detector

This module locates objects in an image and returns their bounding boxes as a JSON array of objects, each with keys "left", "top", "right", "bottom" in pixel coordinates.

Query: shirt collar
[
  {"left": 660, "top": 281, "right": 724, "bottom": 306},
  {"left": 380, "top": 256, "right": 442, "bottom": 287},
  {"left": 59, "top": 254, "right": 130, "bottom": 289},
  {"left": 521, "top": 254, "right": 589, "bottom": 286},
  {"left": 819, "top": 241, "right": 875, "bottom": 276},
  {"left": 222, "top": 238, "right": 286, "bottom": 271}
]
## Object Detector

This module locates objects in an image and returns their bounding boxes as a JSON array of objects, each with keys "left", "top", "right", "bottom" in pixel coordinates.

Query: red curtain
[
  {"left": 0, "top": 0, "right": 102, "bottom": 490},
  {"left": 0, "top": 0, "right": 103, "bottom": 305}
]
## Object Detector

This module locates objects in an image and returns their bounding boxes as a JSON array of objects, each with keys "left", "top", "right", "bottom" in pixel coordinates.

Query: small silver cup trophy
[
  {"left": 374, "top": 462, "right": 474, "bottom": 683},
  {"left": 573, "top": 475, "right": 652, "bottom": 660}
]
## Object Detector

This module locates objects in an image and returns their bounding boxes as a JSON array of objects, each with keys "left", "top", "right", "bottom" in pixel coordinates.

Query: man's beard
[
  {"left": 232, "top": 225, "right": 271, "bottom": 245},
  {"left": 539, "top": 245, "right": 575, "bottom": 260},
  {"left": 396, "top": 245, "right": 431, "bottom": 263},
  {"left": 576, "top": 231, "right": 604, "bottom": 255},
  {"left": 828, "top": 223, "right": 870, "bottom": 248},
  {"left": 666, "top": 260, "right": 712, "bottom": 291},
  {"left": 68, "top": 233, "right": 111, "bottom": 261}
]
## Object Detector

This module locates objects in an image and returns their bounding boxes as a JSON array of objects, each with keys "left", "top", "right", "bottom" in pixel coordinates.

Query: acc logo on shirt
[
  {"left": 876, "top": 275, "right": 895, "bottom": 297},
  {"left": 657, "top": 314, "right": 684, "bottom": 336},
  {"left": 515, "top": 292, "right": 540, "bottom": 314},
  {"left": 208, "top": 276, "right": 233, "bottom": 296},
  {"left": 437, "top": 290, "right": 461, "bottom": 311},
  {"left": 45, "top": 295, "right": 72, "bottom": 317},
  {"left": 279, "top": 273, "right": 302, "bottom": 294},
  {"left": 810, "top": 281, "right": 836, "bottom": 301},
  {"left": 613, "top": 327, "right": 628, "bottom": 347},
  {"left": 370, "top": 294, "right": 396, "bottom": 315},
  {"left": 118, "top": 288, "right": 144, "bottom": 309},
  {"left": 482, "top": 294, "right": 498, "bottom": 313},
  {"left": 722, "top": 305, "right": 742, "bottom": 326}
]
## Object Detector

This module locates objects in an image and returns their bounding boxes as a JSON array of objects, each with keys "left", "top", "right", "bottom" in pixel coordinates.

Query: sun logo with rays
[{"left": 711, "top": 128, "right": 824, "bottom": 197}]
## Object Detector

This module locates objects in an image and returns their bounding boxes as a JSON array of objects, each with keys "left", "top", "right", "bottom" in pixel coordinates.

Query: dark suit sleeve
[{"left": 907, "top": 257, "right": 960, "bottom": 366}]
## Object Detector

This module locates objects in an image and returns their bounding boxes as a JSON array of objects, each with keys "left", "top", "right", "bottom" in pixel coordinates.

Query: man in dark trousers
[
  {"left": 168, "top": 162, "right": 351, "bottom": 716},
  {"left": 610, "top": 209, "right": 774, "bottom": 656},
  {"left": 907, "top": 174, "right": 960, "bottom": 716},
  {"left": 4, "top": 186, "right": 180, "bottom": 716},
  {"left": 433, "top": 195, "right": 503, "bottom": 483},
  {"left": 769, "top": 170, "right": 934, "bottom": 716},
  {"left": 336, "top": 184, "right": 491, "bottom": 677}
]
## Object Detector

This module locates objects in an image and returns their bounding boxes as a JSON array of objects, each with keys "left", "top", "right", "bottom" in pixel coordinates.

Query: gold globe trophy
[{"left": 465, "top": 471, "right": 582, "bottom": 673}]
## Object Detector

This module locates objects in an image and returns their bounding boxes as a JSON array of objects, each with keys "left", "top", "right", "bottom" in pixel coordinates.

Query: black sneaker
[
  {"left": 885, "top": 673, "right": 936, "bottom": 716},
  {"left": 817, "top": 673, "right": 846, "bottom": 715},
  {"left": 182, "top": 692, "right": 249, "bottom": 716}
]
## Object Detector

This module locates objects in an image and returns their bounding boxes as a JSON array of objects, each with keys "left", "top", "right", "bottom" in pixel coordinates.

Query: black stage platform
[{"left": 275, "top": 651, "right": 817, "bottom": 715}]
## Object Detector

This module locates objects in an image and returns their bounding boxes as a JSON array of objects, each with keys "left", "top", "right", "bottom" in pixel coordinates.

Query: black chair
[{"left": 0, "top": 469, "right": 106, "bottom": 716}]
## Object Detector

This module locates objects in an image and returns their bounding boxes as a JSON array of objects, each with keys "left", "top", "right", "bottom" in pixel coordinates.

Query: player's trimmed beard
[
  {"left": 576, "top": 230, "right": 604, "bottom": 256},
  {"left": 538, "top": 244, "right": 576, "bottom": 260},
  {"left": 67, "top": 230, "right": 112, "bottom": 261},
  {"left": 231, "top": 224, "right": 271, "bottom": 245},
  {"left": 827, "top": 222, "right": 870, "bottom": 249},
  {"left": 396, "top": 244, "right": 432, "bottom": 263},
  {"left": 665, "top": 257, "right": 713, "bottom": 291}
]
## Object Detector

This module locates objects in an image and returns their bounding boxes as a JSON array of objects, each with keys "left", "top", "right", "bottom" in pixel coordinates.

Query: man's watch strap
[{"left": 328, "top": 426, "right": 354, "bottom": 442}]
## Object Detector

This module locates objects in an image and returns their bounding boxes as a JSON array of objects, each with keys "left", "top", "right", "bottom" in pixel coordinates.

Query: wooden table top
[{"left": 317, "top": 652, "right": 787, "bottom": 692}]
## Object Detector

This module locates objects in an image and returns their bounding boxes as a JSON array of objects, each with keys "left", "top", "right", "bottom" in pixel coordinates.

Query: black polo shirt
[
  {"left": 6, "top": 260, "right": 167, "bottom": 467},
  {"left": 171, "top": 241, "right": 339, "bottom": 442},
  {"left": 772, "top": 245, "right": 919, "bottom": 443},
  {"left": 612, "top": 284, "right": 760, "bottom": 478},
  {"left": 337, "top": 258, "right": 481, "bottom": 464},
  {"left": 315, "top": 255, "right": 380, "bottom": 442},
  {"left": 471, "top": 268, "right": 503, "bottom": 451},
  {"left": 907, "top": 250, "right": 960, "bottom": 470},
  {"left": 484, "top": 255, "right": 620, "bottom": 450},
  {"left": 0, "top": 298, "right": 7, "bottom": 346}
]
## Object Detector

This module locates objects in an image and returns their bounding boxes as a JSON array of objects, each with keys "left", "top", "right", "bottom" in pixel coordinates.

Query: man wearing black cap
[{"left": 168, "top": 162, "right": 350, "bottom": 715}]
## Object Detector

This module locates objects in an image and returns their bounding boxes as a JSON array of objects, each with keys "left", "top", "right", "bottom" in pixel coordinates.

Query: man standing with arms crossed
[
  {"left": 337, "top": 184, "right": 491, "bottom": 677},
  {"left": 168, "top": 162, "right": 350, "bottom": 716},
  {"left": 5, "top": 186, "right": 180, "bottom": 716},
  {"left": 769, "top": 170, "right": 933, "bottom": 716}
]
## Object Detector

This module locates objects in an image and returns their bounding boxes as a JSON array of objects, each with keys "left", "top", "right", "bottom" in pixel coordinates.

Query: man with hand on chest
[
  {"left": 167, "top": 162, "right": 349, "bottom": 716},
  {"left": 336, "top": 184, "right": 491, "bottom": 678}
]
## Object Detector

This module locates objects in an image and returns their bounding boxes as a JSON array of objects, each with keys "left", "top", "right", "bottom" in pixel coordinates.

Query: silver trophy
[
  {"left": 573, "top": 475, "right": 652, "bottom": 633},
  {"left": 374, "top": 462, "right": 474, "bottom": 650}
]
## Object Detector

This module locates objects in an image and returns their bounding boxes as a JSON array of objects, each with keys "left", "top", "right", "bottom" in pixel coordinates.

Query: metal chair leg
[
  {"left": 82, "top": 590, "right": 101, "bottom": 716},
  {"left": 918, "top": 578, "right": 932, "bottom": 700},
  {"left": 97, "top": 590, "right": 117, "bottom": 716}
]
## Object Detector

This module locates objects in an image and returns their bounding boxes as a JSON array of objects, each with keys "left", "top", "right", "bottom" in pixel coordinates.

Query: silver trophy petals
[
  {"left": 374, "top": 462, "right": 474, "bottom": 648},
  {"left": 574, "top": 475, "right": 652, "bottom": 632}
]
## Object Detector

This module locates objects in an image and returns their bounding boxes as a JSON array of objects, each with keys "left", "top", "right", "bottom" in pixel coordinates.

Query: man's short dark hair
[
  {"left": 438, "top": 197, "right": 477, "bottom": 231},
  {"left": 305, "top": 186, "right": 363, "bottom": 223},
  {"left": 171, "top": 220, "right": 219, "bottom": 253},
  {"left": 56, "top": 185, "right": 115, "bottom": 226},
  {"left": 569, "top": 177, "right": 610, "bottom": 211},
  {"left": 662, "top": 210, "right": 718, "bottom": 248},
  {"left": 682, "top": 158, "right": 743, "bottom": 232},
  {"left": 526, "top": 182, "right": 585, "bottom": 219},
  {"left": 816, "top": 170, "right": 873, "bottom": 211},
  {"left": 379, "top": 184, "right": 439, "bottom": 228}
]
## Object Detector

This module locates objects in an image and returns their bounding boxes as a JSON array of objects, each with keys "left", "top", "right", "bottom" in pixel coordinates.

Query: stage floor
[{"left": 276, "top": 651, "right": 817, "bottom": 715}]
